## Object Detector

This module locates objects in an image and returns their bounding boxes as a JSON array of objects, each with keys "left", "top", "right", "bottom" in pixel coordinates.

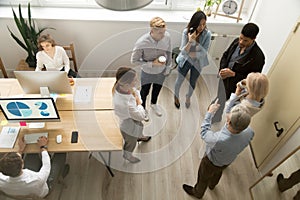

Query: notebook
[
  {"left": 0, "top": 127, "right": 20, "bottom": 148},
  {"left": 24, "top": 132, "right": 48, "bottom": 144}
]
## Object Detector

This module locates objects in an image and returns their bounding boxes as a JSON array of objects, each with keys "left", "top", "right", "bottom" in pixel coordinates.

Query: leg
[
  {"left": 150, "top": 72, "right": 165, "bottom": 105},
  {"left": 186, "top": 65, "right": 200, "bottom": 98},
  {"left": 23, "top": 153, "right": 42, "bottom": 172},
  {"left": 140, "top": 83, "right": 151, "bottom": 109},
  {"left": 212, "top": 78, "right": 227, "bottom": 123},
  {"left": 294, "top": 190, "right": 300, "bottom": 200},
  {"left": 277, "top": 169, "right": 300, "bottom": 192},
  {"left": 174, "top": 61, "right": 190, "bottom": 99},
  {"left": 47, "top": 153, "right": 67, "bottom": 191}
]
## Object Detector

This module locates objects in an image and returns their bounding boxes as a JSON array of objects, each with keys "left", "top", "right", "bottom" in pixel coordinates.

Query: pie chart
[
  {"left": 34, "top": 102, "right": 48, "bottom": 110},
  {"left": 6, "top": 102, "right": 32, "bottom": 117}
]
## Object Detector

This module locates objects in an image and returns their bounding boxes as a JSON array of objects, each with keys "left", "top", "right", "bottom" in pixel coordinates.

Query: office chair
[
  {"left": 0, "top": 57, "right": 8, "bottom": 78},
  {"left": 63, "top": 43, "right": 78, "bottom": 72}
]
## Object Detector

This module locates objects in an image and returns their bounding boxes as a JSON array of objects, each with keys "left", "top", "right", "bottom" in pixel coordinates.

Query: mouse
[{"left": 56, "top": 134, "right": 62, "bottom": 144}]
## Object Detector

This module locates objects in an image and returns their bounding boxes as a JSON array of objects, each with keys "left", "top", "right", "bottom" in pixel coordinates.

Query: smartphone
[
  {"left": 189, "top": 27, "right": 196, "bottom": 34},
  {"left": 71, "top": 131, "right": 78, "bottom": 143}
]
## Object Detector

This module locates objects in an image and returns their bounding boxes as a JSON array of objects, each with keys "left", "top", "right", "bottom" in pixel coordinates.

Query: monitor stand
[
  {"left": 28, "top": 122, "right": 45, "bottom": 129},
  {"left": 40, "top": 86, "right": 50, "bottom": 97}
]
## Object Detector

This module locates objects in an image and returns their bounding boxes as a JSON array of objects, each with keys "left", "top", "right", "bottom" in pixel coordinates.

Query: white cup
[{"left": 158, "top": 56, "right": 166, "bottom": 63}]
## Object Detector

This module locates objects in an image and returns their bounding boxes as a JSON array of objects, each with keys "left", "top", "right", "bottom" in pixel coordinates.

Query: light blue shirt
[
  {"left": 176, "top": 28, "right": 211, "bottom": 71},
  {"left": 200, "top": 112, "right": 254, "bottom": 167}
]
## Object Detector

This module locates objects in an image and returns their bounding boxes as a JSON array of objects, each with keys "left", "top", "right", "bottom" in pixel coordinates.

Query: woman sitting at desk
[{"left": 35, "top": 34, "right": 78, "bottom": 78}]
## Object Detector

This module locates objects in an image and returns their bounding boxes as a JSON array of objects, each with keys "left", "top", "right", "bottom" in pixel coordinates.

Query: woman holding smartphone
[{"left": 174, "top": 11, "right": 211, "bottom": 109}]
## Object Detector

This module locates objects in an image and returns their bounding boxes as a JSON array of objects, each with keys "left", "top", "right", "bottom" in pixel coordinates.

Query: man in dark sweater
[{"left": 212, "top": 23, "right": 265, "bottom": 123}]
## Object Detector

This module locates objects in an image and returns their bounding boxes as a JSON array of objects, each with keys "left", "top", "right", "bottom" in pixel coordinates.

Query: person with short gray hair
[{"left": 182, "top": 102, "right": 253, "bottom": 199}]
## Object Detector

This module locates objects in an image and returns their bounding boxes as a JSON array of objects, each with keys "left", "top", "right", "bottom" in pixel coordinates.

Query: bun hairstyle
[{"left": 112, "top": 67, "right": 137, "bottom": 94}]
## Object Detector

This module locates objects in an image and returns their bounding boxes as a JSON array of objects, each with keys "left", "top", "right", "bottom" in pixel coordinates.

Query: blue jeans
[{"left": 174, "top": 61, "right": 201, "bottom": 98}]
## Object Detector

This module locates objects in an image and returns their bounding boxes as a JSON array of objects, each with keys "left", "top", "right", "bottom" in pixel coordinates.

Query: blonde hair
[
  {"left": 150, "top": 17, "right": 166, "bottom": 28},
  {"left": 246, "top": 72, "right": 269, "bottom": 101},
  {"left": 229, "top": 104, "right": 251, "bottom": 132},
  {"left": 112, "top": 67, "right": 136, "bottom": 94}
]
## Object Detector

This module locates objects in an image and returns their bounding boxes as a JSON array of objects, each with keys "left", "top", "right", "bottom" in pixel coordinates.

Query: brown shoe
[
  {"left": 137, "top": 136, "right": 151, "bottom": 142},
  {"left": 174, "top": 96, "right": 180, "bottom": 109}
]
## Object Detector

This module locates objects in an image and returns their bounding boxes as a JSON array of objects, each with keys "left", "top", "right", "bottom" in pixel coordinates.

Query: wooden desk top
[
  {"left": 0, "top": 77, "right": 115, "bottom": 110},
  {"left": 0, "top": 110, "right": 122, "bottom": 153}
]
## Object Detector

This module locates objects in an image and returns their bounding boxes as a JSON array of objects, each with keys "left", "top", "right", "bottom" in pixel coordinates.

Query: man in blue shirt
[{"left": 183, "top": 100, "right": 254, "bottom": 199}]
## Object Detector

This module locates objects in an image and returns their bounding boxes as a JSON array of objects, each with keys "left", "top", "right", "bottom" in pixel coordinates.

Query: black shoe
[
  {"left": 123, "top": 154, "right": 140, "bottom": 163},
  {"left": 277, "top": 173, "right": 287, "bottom": 192},
  {"left": 208, "top": 185, "right": 215, "bottom": 190},
  {"left": 137, "top": 136, "right": 151, "bottom": 142},
  {"left": 174, "top": 96, "right": 180, "bottom": 109},
  {"left": 182, "top": 184, "right": 202, "bottom": 199}
]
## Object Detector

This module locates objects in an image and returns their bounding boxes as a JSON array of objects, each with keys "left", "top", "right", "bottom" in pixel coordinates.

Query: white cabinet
[{"left": 250, "top": 17, "right": 300, "bottom": 169}]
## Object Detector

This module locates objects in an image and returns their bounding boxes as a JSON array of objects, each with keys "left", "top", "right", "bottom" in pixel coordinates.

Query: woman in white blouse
[
  {"left": 112, "top": 67, "right": 151, "bottom": 163},
  {"left": 35, "top": 34, "right": 78, "bottom": 78}
]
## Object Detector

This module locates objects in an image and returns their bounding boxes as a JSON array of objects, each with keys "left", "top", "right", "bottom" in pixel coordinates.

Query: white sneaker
[
  {"left": 144, "top": 110, "right": 149, "bottom": 122},
  {"left": 151, "top": 104, "right": 162, "bottom": 116}
]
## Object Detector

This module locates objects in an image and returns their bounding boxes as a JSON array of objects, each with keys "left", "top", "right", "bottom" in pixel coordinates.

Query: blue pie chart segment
[
  {"left": 40, "top": 111, "right": 50, "bottom": 116},
  {"left": 20, "top": 109, "right": 33, "bottom": 117},
  {"left": 35, "top": 102, "right": 48, "bottom": 110},
  {"left": 6, "top": 102, "right": 31, "bottom": 117}
]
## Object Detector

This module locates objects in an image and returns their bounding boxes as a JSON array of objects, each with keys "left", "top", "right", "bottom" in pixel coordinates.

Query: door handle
[{"left": 274, "top": 121, "right": 284, "bottom": 137}]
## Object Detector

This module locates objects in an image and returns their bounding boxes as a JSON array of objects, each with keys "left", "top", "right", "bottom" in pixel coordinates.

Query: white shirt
[
  {"left": 0, "top": 151, "right": 51, "bottom": 198},
  {"left": 113, "top": 88, "right": 146, "bottom": 123},
  {"left": 36, "top": 46, "right": 70, "bottom": 73}
]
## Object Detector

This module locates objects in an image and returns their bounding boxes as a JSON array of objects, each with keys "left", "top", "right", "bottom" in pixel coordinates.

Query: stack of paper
[{"left": 0, "top": 127, "right": 20, "bottom": 148}]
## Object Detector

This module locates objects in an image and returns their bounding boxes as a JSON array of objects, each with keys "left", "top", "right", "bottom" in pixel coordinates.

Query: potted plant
[
  {"left": 7, "top": 3, "right": 54, "bottom": 67},
  {"left": 203, "top": 0, "right": 222, "bottom": 16}
]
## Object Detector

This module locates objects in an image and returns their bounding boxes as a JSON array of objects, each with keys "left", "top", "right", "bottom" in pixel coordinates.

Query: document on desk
[
  {"left": 74, "top": 86, "right": 93, "bottom": 103},
  {"left": 0, "top": 127, "right": 20, "bottom": 148}
]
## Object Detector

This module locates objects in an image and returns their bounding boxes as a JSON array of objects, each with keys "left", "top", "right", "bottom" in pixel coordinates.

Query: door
[{"left": 251, "top": 18, "right": 300, "bottom": 169}]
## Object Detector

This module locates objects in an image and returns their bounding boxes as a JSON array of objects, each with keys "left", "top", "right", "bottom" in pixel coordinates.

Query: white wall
[
  {"left": 251, "top": 0, "right": 300, "bottom": 73},
  {"left": 0, "top": 8, "right": 243, "bottom": 77}
]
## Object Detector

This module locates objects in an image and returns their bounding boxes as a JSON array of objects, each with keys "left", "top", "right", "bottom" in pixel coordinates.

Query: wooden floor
[{"left": 1, "top": 73, "right": 272, "bottom": 200}]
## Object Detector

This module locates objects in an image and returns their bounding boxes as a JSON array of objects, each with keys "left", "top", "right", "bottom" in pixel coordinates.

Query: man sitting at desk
[{"left": 0, "top": 136, "right": 67, "bottom": 198}]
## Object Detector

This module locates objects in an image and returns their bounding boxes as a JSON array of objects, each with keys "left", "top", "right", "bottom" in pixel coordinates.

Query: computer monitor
[
  {"left": 0, "top": 97, "right": 60, "bottom": 123},
  {"left": 14, "top": 71, "right": 72, "bottom": 94}
]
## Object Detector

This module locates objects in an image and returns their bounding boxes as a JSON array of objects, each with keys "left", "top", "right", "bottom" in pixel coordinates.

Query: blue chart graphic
[
  {"left": 35, "top": 102, "right": 48, "bottom": 110},
  {"left": 6, "top": 101, "right": 50, "bottom": 118},
  {"left": 7, "top": 102, "right": 32, "bottom": 117}
]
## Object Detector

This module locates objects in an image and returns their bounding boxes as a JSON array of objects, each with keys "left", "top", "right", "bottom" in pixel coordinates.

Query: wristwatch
[{"left": 40, "top": 145, "right": 48, "bottom": 149}]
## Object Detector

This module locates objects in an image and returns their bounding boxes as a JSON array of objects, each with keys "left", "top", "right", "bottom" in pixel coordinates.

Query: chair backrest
[
  {"left": 0, "top": 190, "right": 44, "bottom": 200},
  {"left": 0, "top": 57, "right": 8, "bottom": 78},
  {"left": 63, "top": 43, "right": 78, "bottom": 72}
]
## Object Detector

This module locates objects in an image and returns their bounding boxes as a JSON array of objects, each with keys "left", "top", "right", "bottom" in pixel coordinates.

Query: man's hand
[
  {"left": 153, "top": 58, "right": 165, "bottom": 67},
  {"left": 37, "top": 136, "right": 48, "bottom": 148},
  {"left": 219, "top": 68, "right": 235, "bottom": 79},
  {"left": 208, "top": 98, "right": 220, "bottom": 114},
  {"left": 18, "top": 137, "right": 26, "bottom": 154}
]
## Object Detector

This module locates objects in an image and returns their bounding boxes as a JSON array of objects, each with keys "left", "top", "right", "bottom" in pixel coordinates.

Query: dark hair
[
  {"left": 38, "top": 34, "right": 56, "bottom": 51},
  {"left": 187, "top": 11, "right": 207, "bottom": 40},
  {"left": 241, "top": 23, "right": 259, "bottom": 39},
  {"left": 112, "top": 67, "right": 136, "bottom": 94},
  {"left": 0, "top": 152, "right": 23, "bottom": 177}
]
